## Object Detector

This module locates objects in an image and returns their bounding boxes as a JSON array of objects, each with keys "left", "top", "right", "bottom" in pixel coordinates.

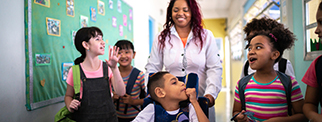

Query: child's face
[
  {"left": 117, "top": 49, "right": 135, "bottom": 67},
  {"left": 87, "top": 34, "right": 105, "bottom": 55},
  {"left": 162, "top": 73, "right": 188, "bottom": 101},
  {"left": 315, "top": 10, "right": 322, "bottom": 39},
  {"left": 247, "top": 35, "right": 278, "bottom": 71}
]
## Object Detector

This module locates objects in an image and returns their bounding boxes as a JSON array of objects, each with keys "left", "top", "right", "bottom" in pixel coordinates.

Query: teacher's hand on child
[
  {"left": 105, "top": 46, "right": 120, "bottom": 69},
  {"left": 68, "top": 99, "right": 81, "bottom": 113}
]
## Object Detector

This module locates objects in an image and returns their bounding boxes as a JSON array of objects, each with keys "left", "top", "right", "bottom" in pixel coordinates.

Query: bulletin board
[{"left": 25, "top": 0, "right": 133, "bottom": 110}]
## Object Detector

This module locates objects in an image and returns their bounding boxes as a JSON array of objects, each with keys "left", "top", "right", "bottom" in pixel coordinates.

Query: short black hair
[
  {"left": 114, "top": 39, "right": 135, "bottom": 52},
  {"left": 147, "top": 71, "right": 169, "bottom": 100}
]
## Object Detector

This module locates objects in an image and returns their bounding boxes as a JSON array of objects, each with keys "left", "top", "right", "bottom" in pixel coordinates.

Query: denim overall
[{"left": 73, "top": 62, "right": 117, "bottom": 122}]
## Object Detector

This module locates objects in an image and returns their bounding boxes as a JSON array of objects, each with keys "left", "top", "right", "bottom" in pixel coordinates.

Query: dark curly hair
[
  {"left": 245, "top": 27, "right": 296, "bottom": 63},
  {"left": 243, "top": 17, "right": 284, "bottom": 37},
  {"left": 158, "top": 0, "right": 204, "bottom": 52},
  {"left": 319, "top": 1, "right": 322, "bottom": 10}
]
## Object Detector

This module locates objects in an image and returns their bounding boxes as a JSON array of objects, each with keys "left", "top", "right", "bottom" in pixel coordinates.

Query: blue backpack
[{"left": 115, "top": 68, "right": 146, "bottom": 114}]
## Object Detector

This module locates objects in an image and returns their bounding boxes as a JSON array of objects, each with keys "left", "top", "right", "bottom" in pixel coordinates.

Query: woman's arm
[{"left": 204, "top": 30, "right": 222, "bottom": 106}]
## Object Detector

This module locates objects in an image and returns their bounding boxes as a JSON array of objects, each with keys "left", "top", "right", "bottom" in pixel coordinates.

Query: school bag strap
[
  {"left": 238, "top": 73, "right": 253, "bottom": 111},
  {"left": 72, "top": 65, "right": 81, "bottom": 99},
  {"left": 238, "top": 71, "right": 292, "bottom": 116},
  {"left": 278, "top": 58, "right": 287, "bottom": 73},
  {"left": 276, "top": 71, "right": 292, "bottom": 116},
  {"left": 243, "top": 61, "right": 250, "bottom": 77},
  {"left": 118, "top": 67, "right": 144, "bottom": 114},
  {"left": 316, "top": 56, "right": 322, "bottom": 105}
]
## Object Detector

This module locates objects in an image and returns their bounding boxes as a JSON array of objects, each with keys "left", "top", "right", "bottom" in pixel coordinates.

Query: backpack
[
  {"left": 316, "top": 56, "right": 322, "bottom": 105},
  {"left": 115, "top": 67, "right": 146, "bottom": 114},
  {"left": 244, "top": 58, "right": 287, "bottom": 76},
  {"left": 143, "top": 73, "right": 209, "bottom": 118},
  {"left": 55, "top": 65, "right": 81, "bottom": 122},
  {"left": 238, "top": 71, "right": 292, "bottom": 116}
]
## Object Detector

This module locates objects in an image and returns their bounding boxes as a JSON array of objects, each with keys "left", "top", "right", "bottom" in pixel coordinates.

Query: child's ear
[
  {"left": 132, "top": 51, "right": 136, "bottom": 59},
  {"left": 82, "top": 41, "right": 89, "bottom": 50},
  {"left": 271, "top": 50, "right": 280, "bottom": 60},
  {"left": 155, "top": 87, "right": 166, "bottom": 98}
]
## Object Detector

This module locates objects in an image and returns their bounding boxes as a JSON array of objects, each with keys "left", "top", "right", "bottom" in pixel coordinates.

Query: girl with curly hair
[
  {"left": 232, "top": 20, "right": 306, "bottom": 121},
  {"left": 144, "top": 0, "right": 222, "bottom": 121}
]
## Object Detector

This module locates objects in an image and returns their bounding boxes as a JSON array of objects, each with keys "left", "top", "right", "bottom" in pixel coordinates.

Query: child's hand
[
  {"left": 105, "top": 46, "right": 120, "bottom": 69},
  {"left": 236, "top": 110, "right": 249, "bottom": 122},
  {"left": 185, "top": 88, "right": 197, "bottom": 103},
  {"left": 68, "top": 99, "right": 81, "bottom": 113},
  {"left": 122, "top": 94, "right": 134, "bottom": 105},
  {"left": 112, "top": 91, "right": 120, "bottom": 100}
]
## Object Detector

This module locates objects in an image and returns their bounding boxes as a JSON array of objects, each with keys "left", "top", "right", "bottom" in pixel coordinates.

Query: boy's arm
[
  {"left": 303, "top": 85, "right": 322, "bottom": 122},
  {"left": 186, "top": 88, "right": 209, "bottom": 122},
  {"left": 131, "top": 104, "right": 155, "bottom": 122}
]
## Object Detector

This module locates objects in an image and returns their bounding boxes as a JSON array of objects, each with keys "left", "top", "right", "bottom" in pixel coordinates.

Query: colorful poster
[
  {"left": 109, "top": 0, "right": 113, "bottom": 9},
  {"left": 34, "top": 0, "right": 50, "bottom": 7},
  {"left": 98, "top": 0, "right": 105, "bottom": 15},
  {"left": 119, "top": 25, "right": 123, "bottom": 36},
  {"left": 80, "top": 15, "right": 88, "bottom": 27},
  {"left": 46, "top": 17, "right": 61, "bottom": 36},
  {"left": 90, "top": 7, "right": 97, "bottom": 22},
  {"left": 112, "top": 16, "right": 117, "bottom": 27},
  {"left": 66, "top": 0, "right": 74, "bottom": 17},
  {"left": 123, "top": 14, "right": 127, "bottom": 26},
  {"left": 129, "top": 9, "right": 133, "bottom": 19},
  {"left": 35, "top": 53, "right": 51, "bottom": 66},
  {"left": 62, "top": 62, "right": 73, "bottom": 81},
  {"left": 117, "top": 0, "right": 122, "bottom": 13}
]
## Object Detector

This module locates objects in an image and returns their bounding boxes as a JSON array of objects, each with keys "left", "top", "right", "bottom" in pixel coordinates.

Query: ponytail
[{"left": 74, "top": 54, "right": 86, "bottom": 65}]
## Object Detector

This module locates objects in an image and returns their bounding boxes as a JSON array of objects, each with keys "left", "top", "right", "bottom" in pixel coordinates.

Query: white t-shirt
[{"left": 132, "top": 103, "right": 199, "bottom": 122}]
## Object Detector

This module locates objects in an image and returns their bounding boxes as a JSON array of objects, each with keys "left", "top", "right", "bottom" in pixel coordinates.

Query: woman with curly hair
[
  {"left": 145, "top": 0, "right": 222, "bottom": 121},
  {"left": 232, "top": 19, "right": 307, "bottom": 121}
]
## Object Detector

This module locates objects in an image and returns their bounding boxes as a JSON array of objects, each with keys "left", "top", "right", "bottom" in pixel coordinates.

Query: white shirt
[
  {"left": 240, "top": 59, "right": 295, "bottom": 78},
  {"left": 145, "top": 26, "right": 222, "bottom": 100},
  {"left": 131, "top": 103, "right": 198, "bottom": 122}
]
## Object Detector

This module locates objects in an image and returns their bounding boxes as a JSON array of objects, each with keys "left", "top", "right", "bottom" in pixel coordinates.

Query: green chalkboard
[{"left": 25, "top": 0, "right": 133, "bottom": 110}]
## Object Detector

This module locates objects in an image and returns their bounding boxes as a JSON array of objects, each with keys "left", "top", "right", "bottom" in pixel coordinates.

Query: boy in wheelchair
[{"left": 132, "top": 71, "right": 209, "bottom": 122}]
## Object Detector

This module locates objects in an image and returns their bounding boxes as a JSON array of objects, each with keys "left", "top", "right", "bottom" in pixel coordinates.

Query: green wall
[{"left": 291, "top": 0, "right": 313, "bottom": 97}]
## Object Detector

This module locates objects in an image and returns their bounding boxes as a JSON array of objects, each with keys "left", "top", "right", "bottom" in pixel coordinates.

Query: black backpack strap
[
  {"left": 278, "top": 58, "right": 287, "bottom": 73},
  {"left": 238, "top": 73, "right": 253, "bottom": 111},
  {"left": 244, "top": 61, "right": 249, "bottom": 76},
  {"left": 315, "top": 56, "right": 322, "bottom": 105},
  {"left": 123, "top": 68, "right": 141, "bottom": 114},
  {"left": 276, "top": 71, "right": 292, "bottom": 116}
]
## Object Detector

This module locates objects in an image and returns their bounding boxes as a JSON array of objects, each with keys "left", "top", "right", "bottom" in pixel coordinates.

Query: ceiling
[{"left": 197, "top": 0, "right": 232, "bottom": 11}]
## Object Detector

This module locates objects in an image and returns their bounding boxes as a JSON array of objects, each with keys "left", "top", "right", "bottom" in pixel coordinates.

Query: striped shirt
[
  {"left": 234, "top": 76, "right": 303, "bottom": 121},
  {"left": 114, "top": 70, "right": 145, "bottom": 118}
]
